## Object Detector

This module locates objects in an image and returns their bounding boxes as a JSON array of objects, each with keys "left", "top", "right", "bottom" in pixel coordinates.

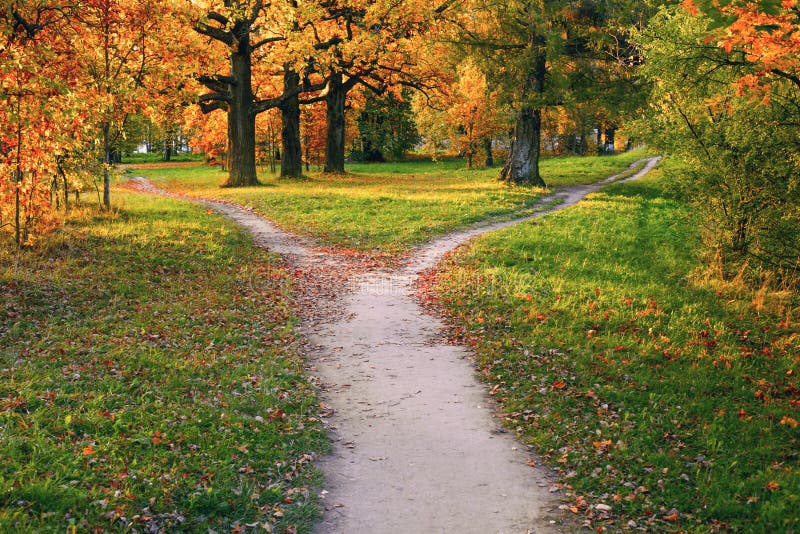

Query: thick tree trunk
[
  {"left": 324, "top": 72, "right": 347, "bottom": 174},
  {"left": 163, "top": 139, "right": 172, "bottom": 162},
  {"left": 483, "top": 137, "right": 494, "bottom": 168},
  {"left": 280, "top": 68, "right": 303, "bottom": 178},
  {"left": 500, "top": 44, "right": 546, "bottom": 187},
  {"left": 500, "top": 106, "right": 545, "bottom": 186},
  {"left": 224, "top": 51, "right": 259, "bottom": 187}
]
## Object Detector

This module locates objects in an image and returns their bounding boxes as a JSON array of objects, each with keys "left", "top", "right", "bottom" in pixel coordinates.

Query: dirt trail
[{"left": 130, "top": 156, "right": 660, "bottom": 533}]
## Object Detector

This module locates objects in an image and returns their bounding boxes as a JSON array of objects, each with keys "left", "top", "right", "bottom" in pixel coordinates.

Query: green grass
[
  {"left": 429, "top": 164, "right": 800, "bottom": 532},
  {"left": 121, "top": 152, "right": 205, "bottom": 164},
  {"left": 0, "top": 191, "right": 326, "bottom": 532},
  {"left": 130, "top": 151, "right": 648, "bottom": 257}
]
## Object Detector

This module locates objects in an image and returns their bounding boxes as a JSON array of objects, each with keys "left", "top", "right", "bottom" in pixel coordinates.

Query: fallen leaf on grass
[
  {"left": 780, "top": 416, "right": 798, "bottom": 428},
  {"left": 662, "top": 510, "right": 679, "bottom": 522}
]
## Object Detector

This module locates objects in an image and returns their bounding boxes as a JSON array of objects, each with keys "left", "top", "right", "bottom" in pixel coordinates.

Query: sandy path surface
[{"left": 130, "top": 156, "right": 660, "bottom": 533}]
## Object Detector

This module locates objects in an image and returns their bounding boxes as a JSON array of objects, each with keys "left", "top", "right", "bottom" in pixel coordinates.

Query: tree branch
[
  {"left": 199, "top": 91, "right": 232, "bottom": 104},
  {"left": 251, "top": 80, "right": 327, "bottom": 114},
  {"left": 194, "top": 17, "right": 233, "bottom": 45},
  {"left": 252, "top": 35, "right": 286, "bottom": 49},
  {"left": 198, "top": 74, "right": 236, "bottom": 92},
  {"left": 199, "top": 100, "right": 228, "bottom": 113}
]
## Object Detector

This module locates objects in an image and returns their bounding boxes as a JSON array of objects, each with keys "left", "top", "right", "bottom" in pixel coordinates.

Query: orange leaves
[
  {"left": 681, "top": 0, "right": 700, "bottom": 16},
  {"left": 433, "top": 58, "right": 507, "bottom": 166},
  {"left": 765, "top": 480, "right": 780, "bottom": 491},
  {"left": 82, "top": 445, "right": 96, "bottom": 456},
  {"left": 592, "top": 439, "right": 613, "bottom": 450},
  {"left": 701, "top": 0, "right": 800, "bottom": 97},
  {"left": 780, "top": 416, "right": 799, "bottom": 428},
  {"left": 662, "top": 510, "right": 680, "bottom": 522}
]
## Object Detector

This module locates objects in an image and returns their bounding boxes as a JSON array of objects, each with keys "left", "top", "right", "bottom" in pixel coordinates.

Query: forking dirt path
[{"left": 131, "top": 156, "right": 660, "bottom": 534}]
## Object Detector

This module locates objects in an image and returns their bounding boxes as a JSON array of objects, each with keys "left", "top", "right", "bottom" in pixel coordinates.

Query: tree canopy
[{"left": 0, "top": 0, "right": 798, "bottom": 282}]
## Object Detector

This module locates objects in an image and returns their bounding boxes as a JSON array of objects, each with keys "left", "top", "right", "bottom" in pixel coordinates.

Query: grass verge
[
  {"left": 130, "top": 151, "right": 647, "bottom": 257},
  {"left": 427, "top": 164, "right": 799, "bottom": 532},
  {"left": 0, "top": 190, "right": 326, "bottom": 533}
]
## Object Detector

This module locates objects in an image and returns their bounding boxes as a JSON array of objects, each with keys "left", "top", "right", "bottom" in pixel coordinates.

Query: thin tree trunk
[
  {"left": 14, "top": 94, "right": 22, "bottom": 245},
  {"left": 595, "top": 126, "right": 603, "bottom": 155},
  {"left": 58, "top": 159, "right": 69, "bottom": 211},
  {"left": 102, "top": 121, "right": 111, "bottom": 209},
  {"left": 578, "top": 125, "right": 587, "bottom": 156},
  {"left": 324, "top": 72, "right": 348, "bottom": 173},
  {"left": 280, "top": 68, "right": 303, "bottom": 178},
  {"left": 733, "top": 217, "right": 748, "bottom": 254}
]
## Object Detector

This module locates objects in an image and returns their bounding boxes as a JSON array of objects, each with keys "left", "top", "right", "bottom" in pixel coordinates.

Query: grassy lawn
[
  {"left": 129, "top": 151, "right": 647, "bottom": 256},
  {"left": 121, "top": 152, "right": 205, "bottom": 164},
  {"left": 0, "top": 191, "right": 326, "bottom": 532},
  {"left": 428, "top": 165, "right": 800, "bottom": 532}
]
